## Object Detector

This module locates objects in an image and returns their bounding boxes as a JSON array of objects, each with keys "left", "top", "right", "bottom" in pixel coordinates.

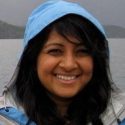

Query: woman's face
[{"left": 37, "top": 30, "right": 93, "bottom": 99}]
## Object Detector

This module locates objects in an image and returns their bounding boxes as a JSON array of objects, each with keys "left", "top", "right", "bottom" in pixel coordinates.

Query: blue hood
[{"left": 24, "top": 0, "right": 106, "bottom": 46}]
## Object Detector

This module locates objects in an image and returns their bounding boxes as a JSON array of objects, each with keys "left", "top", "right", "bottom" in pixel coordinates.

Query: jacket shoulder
[
  {"left": 102, "top": 91, "right": 125, "bottom": 125},
  {"left": 0, "top": 115, "right": 18, "bottom": 125},
  {"left": 0, "top": 95, "right": 36, "bottom": 125},
  {"left": 0, "top": 96, "right": 18, "bottom": 124}
]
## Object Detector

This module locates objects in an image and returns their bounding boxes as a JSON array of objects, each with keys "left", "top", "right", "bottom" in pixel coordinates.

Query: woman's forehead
[{"left": 46, "top": 30, "right": 84, "bottom": 45}]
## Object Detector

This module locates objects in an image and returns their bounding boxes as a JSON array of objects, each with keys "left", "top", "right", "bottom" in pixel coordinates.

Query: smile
[{"left": 56, "top": 74, "right": 77, "bottom": 81}]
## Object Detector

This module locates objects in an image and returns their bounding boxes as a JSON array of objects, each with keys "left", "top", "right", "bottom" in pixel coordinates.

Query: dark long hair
[{"left": 8, "top": 14, "right": 112, "bottom": 125}]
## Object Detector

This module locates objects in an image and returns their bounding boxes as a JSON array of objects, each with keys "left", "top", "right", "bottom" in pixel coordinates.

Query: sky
[{"left": 0, "top": 0, "right": 125, "bottom": 28}]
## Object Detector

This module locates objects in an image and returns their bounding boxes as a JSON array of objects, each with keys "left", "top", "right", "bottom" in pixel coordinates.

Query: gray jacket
[{"left": 0, "top": 91, "right": 125, "bottom": 125}]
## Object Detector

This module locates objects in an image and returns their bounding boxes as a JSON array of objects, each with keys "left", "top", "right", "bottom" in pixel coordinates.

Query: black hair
[{"left": 9, "top": 14, "right": 112, "bottom": 125}]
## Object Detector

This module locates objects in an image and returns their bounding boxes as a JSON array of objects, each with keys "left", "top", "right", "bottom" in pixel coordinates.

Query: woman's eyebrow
[{"left": 44, "top": 43, "right": 64, "bottom": 48}]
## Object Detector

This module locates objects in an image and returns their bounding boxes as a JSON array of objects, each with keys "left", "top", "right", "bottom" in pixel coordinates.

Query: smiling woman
[
  {"left": 0, "top": 0, "right": 125, "bottom": 125},
  {"left": 37, "top": 29, "right": 93, "bottom": 100}
]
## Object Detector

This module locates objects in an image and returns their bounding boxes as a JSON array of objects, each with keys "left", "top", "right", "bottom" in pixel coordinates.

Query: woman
[{"left": 0, "top": 0, "right": 125, "bottom": 125}]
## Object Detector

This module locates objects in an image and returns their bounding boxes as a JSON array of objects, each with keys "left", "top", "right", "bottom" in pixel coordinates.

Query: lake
[{"left": 0, "top": 39, "right": 125, "bottom": 94}]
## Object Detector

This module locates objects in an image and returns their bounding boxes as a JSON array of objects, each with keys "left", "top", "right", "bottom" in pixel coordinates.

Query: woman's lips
[{"left": 56, "top": 74, "right": 80, "bottom": 84}]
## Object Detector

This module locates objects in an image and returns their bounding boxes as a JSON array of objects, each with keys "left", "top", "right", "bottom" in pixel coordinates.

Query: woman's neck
[{"left": 48, "top": 94, "right": 72, "bottom": 117}]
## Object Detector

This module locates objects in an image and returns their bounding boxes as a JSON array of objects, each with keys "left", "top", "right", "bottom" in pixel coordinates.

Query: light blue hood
[{"left": 24, "top": 0, "right": 106, "bottom": 47}]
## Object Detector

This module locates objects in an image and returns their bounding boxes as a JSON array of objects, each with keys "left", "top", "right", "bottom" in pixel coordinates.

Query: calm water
[{"left": 0, "top": 39, "right": 125, "bottom": 94}]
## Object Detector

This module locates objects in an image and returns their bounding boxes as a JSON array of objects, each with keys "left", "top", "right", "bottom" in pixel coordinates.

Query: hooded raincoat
[{"left": 1, "top": 0, "right": 125, "bottom": 124}]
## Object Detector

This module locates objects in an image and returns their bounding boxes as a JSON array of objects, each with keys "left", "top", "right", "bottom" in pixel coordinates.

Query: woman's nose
[{"left": 59, "top": 54, "right": 78, "bottom": 71}]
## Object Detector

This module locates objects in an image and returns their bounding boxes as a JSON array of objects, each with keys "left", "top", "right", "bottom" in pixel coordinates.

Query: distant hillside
[
  {"left": 0, "top": 20, "right": 24, "bottom": 39},
  {"left": 0, "top": 20, "right": 125, "bottom": 38},
  {"left": 104, "top": 25, "right": 125, "bottom": 38}
]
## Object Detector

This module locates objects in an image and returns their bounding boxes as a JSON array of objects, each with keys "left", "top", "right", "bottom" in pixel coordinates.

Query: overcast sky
[{"left": 0, "top": 0, "right": 125, "bottom": 28}]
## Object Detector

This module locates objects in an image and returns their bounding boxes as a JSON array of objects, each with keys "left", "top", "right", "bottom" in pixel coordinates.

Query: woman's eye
[
  {"left": 48, "top": 49, "right": 62, "bottom": 56},
  {"left": 76, "top": 49, "right": 90, "bottom": 56}
]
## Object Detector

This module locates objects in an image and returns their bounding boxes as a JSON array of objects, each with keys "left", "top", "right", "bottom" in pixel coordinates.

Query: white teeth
[{"left": 56, "top": 75, "right": 76, "bottom": 81}]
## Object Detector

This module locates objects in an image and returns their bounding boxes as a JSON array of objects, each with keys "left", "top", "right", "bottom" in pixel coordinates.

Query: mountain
[
  {"left": 0, "top": 20, "right": 24, "bottom": 39},
  {"left": 0, "top": 20, "right": 125, "bottom": 38},
  {"left": 104, "top": 25, "right": 125, "bottom": 38}
]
